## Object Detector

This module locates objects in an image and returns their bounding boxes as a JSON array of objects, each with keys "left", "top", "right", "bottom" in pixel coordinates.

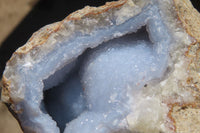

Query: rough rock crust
[
  {"left": 12, "top": 0, "right": 127, "bottom": 55},
  {"left": 1, "top": 0, "right": 200, "bottom": 132},
  {"left": 166, "top": 0, "right": 200, "bottom": 132}
]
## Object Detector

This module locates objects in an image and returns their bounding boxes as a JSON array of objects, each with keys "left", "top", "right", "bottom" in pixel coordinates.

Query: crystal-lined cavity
[{"left": 2, "top": 2, "right": 172, "bottom": 133}]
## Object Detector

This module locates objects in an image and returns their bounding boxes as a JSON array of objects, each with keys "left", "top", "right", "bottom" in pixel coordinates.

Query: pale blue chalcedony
[{"left": 15, "top": 4, "right": 171, "bottom": 133}]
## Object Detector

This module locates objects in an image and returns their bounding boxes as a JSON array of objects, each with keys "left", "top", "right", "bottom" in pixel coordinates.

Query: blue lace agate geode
[{"left": 1, "top": 0, "right": 179, "bottom": 133}]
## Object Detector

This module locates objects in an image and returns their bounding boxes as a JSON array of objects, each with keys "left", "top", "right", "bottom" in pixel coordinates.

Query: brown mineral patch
[
  {"left": 185, "top": 42, "right": 199, "bottom": 57},
  {"left": 185, "top": 42, "right": 200, "bottom": 98},
  {"left": 168, "top": 103, "right": 200, "bottom": 133},
  {"left": 66, "top": 0, "right": 127, "bottom": 21},
  {"left": 16, "top": 22, "right": 61, "bottom": 54},
  {"left": 172, "top": 0, "right": 200, "bottom": 132},
  {"left": 1, "top": 76, "right": 12, "bottom": 104},
  {"left": 174, "top": 0, "right": 200, "bottom": 42}
]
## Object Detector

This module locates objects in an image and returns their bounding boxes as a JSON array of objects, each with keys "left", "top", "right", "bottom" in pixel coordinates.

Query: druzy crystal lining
[{"left": 3, "top": 3, "right": 171, "bottom": 133}]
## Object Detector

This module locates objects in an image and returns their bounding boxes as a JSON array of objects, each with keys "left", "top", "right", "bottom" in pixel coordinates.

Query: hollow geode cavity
[{"left": 1, "top": 0, "right": 200, "bottom": 133}]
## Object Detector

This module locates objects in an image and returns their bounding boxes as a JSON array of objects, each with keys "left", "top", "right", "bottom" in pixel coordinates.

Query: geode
[{"left": 1, "top": 0, "right": 200, "bottom": 133}]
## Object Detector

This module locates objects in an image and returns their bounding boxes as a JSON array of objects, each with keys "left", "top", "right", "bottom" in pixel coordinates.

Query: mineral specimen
[{"left": 1, "top": 0, "right": 200, "bottom": 133}]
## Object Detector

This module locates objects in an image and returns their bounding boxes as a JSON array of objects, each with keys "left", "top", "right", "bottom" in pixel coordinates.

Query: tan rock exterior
[{"left": 167, "top": 0, "right": 200, "bottom": 132}]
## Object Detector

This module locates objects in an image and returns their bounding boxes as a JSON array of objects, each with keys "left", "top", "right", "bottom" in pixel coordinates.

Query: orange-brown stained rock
[
  {"left": 174, "top": 0, "right": 200, "bottom": 42},
  {"left": 167, "top": 103, "right": 200, "bottom": 133},
  {"left": 168, "top": 0, "right": 200, "bottom": 132},
  {"left": 1, "top": 77, "right": 12, "bottom": 103},
  {"left": 15, "top": 0, "right": 127, "bottom": 55},
  {"left": 65, "top": 0, "right": 127, "bottom": 21}
]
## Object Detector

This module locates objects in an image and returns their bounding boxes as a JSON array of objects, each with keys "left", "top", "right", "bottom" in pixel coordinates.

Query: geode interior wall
[{"left": 1, "top": 0, "right": 200, "bottom": 133}]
